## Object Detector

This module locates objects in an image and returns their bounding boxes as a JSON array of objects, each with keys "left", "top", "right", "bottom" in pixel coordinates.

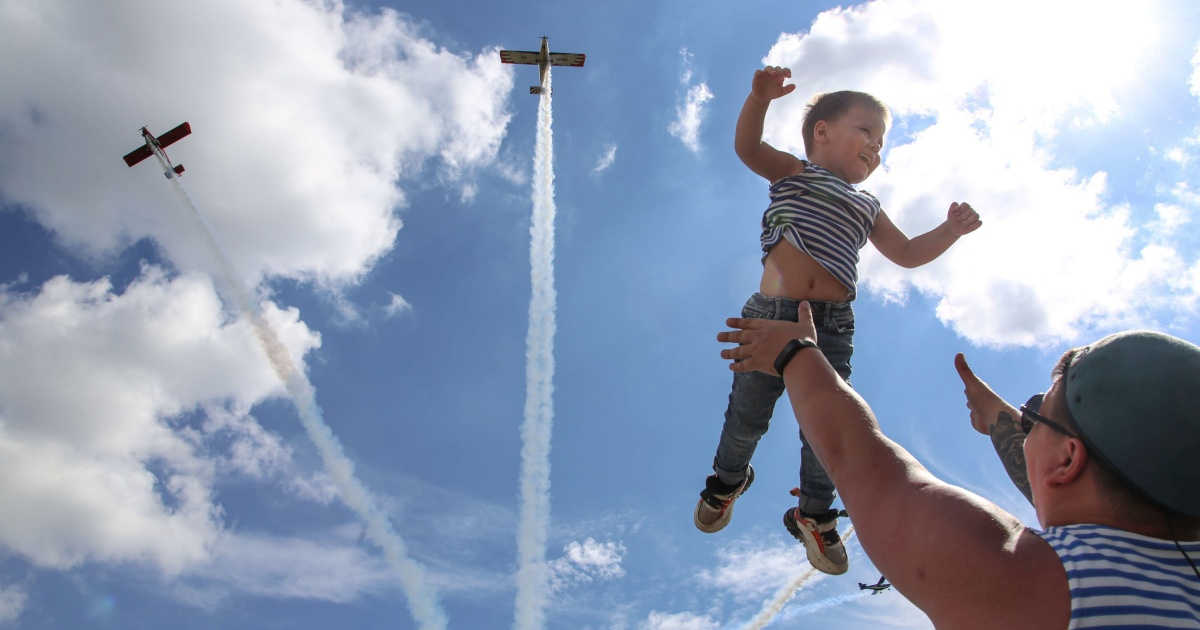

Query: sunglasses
[{"left": 1019, "top": 393, "right": 1078, "bottom": 438}]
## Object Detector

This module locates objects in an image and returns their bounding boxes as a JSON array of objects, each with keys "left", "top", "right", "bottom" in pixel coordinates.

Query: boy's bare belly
[{"left": 760, "top": 242, "right": 851, "bottom": 302}]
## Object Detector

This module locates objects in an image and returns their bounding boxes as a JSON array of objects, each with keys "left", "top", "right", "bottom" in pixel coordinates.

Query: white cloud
[
  {"left": 593, "top": 144, "right": 618, "bottom": 175},
  {"left": 639, "top": 611, "right": 720, "bottom": 630},
  {"left": 668, "top": 48, "right": 713, "bottom": 153},
  {"left": 383, "top": 291, "right": 413, "bottom": 318},
  {"left": 669, "top": 84, "right": 714, "bottom": 154},
  {"left": 0, "top": 0, "right": 513, "bottom": 289},
  {"left": 0, "top": 269, "right": 320, "bottom": 575},
  {"left": 678, "top": 48, "right": 695, "bottom": 84},
  {"left": 1190, "top": 40, "right": 1200, "bottom": 97},
  {"left": 547, "top": 537, "right": 625, "bottom": 593},
  {"left": 0, "top": 0, "right": 517, "bottom": 596},
  {"left": 696, "top": 538, "right": 805, "bottom": 599},
  {"left": 201, "top": 403, "right": 335, "bottom": 504},
  {"left": 174, "top": 530, "right": 394, "bottom": 605},
  {"left": 0, "top": 583, "right": 26, "bottom": 627},
  {"left": 758, "top": 0, "right": 1197, "bottom": 347}
]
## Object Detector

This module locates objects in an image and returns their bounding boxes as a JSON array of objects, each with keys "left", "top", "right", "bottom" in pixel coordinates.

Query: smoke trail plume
[
  {"left": 776, "top": 589, "right": 872, "bottom": 623},
  {"left": 151, "top": 152, "right": 447, "bottom": 630},
  {"left": 514, "top": 66, "right": 557, "bottom": 630},
  {"left": 738, "top": 525, "right": 857, "bottom": 630}
]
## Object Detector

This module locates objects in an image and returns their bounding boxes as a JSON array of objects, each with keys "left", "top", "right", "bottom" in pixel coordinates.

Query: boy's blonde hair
[{"left": 801, "top": 91, "right": 891, "bottom": 155}]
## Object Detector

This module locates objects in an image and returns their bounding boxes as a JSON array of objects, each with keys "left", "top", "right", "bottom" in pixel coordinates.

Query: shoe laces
[
  {"left": 701, "top": 475, "right": 743, "bottom": 508},
  {"left": 801, "top": 508, "right": 842, "bottom": 546}
]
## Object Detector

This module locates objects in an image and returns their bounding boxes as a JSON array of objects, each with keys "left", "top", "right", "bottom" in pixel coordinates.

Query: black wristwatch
[{"left": 774, "top": 338, "right": 818, "bottom": 375}]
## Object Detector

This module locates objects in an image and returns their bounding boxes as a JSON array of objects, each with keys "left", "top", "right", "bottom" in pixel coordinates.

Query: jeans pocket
[
  {"left": 829, "top": 310, "right": 856, "bottom": 334},
  {"left": 742, "top": 302, "right": 772, "bottom": 319}
]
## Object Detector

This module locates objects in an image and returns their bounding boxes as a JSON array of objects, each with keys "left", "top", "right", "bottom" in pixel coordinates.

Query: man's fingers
[{"left": 717, "top": 329, "right": 752, "bottom": 344}]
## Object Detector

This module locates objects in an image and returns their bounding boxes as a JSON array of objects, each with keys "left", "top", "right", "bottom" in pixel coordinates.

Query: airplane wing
[
  {"left": 122, "top": 145, "right": 154, "bottom": 168},
  {"left": 548, "top": 52, "right": 585, "bottom": 67},
  {"left": 122, "top": 122, "right": 192, "bottom": 167},
  {"left": 499, "top": 50, "right": 540, "bottom": 65},
  {"left": 156, "top": 122, "right": 192, "bottom": 149}
]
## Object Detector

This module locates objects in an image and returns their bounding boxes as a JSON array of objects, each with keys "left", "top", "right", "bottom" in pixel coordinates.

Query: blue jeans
[{"left": 713, "top": 293, "right": 855, "bottom": 514}]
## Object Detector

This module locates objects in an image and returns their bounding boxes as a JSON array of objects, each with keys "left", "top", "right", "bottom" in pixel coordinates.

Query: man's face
[{"left": 810, "top": 105, "right": 886, "bottom": 185}]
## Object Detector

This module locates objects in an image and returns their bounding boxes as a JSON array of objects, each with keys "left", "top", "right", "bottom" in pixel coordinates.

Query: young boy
[{"left": 695, "top": 66, "right": 981, "bottom": 575}]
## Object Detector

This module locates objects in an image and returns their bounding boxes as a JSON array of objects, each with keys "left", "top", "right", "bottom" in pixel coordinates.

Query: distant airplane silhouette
[{"left": 858, "top": 575, "right": 891, "bottom": 595}]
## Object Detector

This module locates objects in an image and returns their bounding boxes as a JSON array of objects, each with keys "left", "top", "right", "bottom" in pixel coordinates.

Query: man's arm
[
  {"left": 869, "top": 203, "right": 980, "bottom": 268},
  {"left": 734, "top": 67, "right": 803, "bottom": 182},
  {"left": 955, "top": 353, "right": 1032, "bottom": 504},
  {"left": 718, "top": 310, "right": 1066, "bottom": 629}
]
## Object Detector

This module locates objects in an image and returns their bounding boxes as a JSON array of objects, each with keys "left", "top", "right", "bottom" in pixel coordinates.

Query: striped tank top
[
  {"left": 759, "top": 162, "right": 881, "bottom": 301},
  {"left": 1038, "top": 524, "right": 1200, "bottom": 628}
]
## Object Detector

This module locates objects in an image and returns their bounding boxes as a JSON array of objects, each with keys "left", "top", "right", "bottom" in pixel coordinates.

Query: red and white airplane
[
  {"left": 499, "top": 36, "right": 585, "bottom": 95},
  {"left": 122, "top": 122, "right": 191, "bottom": 178}
]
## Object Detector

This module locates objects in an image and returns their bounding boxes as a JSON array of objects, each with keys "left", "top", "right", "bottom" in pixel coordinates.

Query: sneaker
[
  {"left": 693, "top": 465, "right": 754, "bottom": 533},
  {"left": 784, "top": 506, "right": 848, "bottom": 575}
]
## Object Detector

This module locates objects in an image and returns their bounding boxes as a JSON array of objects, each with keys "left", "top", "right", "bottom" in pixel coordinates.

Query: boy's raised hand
[
  {"left": 750, "top": 66, "right": 797, "bottom": 104},
  {"left": 946, "top": 202, "right": 982, "bottom": 236}
]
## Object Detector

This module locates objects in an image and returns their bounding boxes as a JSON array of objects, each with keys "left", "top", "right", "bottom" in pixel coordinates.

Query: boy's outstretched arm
[
  {"left": 955, "top": 353, "right": 1033, "bottom": 504},
  {"left": 869, "top": 202, "right": 981, "bottom": 268},
  {"left": 734, "top": 66, "right": 803, "bottom": 182}
]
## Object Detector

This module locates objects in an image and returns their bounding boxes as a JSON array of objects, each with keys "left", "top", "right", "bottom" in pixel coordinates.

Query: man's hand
[
  {"left": 717, "top": 303, "right": 818, "bottom": 375},
  {"left": 954, "top": 353, "right": 1010, "bottom": 435},
  {"left": 945, "top": 202, "right": 982, "bottom": 237},
  {"left": 749, "top": 66, "right": 796, "bottom": 105},
  {"left": 955, "top": 353, "right": 1034, "bottom": 504}
]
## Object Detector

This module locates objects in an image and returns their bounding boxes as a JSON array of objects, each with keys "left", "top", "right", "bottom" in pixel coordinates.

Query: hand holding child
[{"left": 717, "top": 303, "right": 819, "bottom": 376}]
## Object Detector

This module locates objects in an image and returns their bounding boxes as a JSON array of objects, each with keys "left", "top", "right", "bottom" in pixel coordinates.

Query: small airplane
[
  {"left": 858, "top": 576, "right": 892, "bottom": 595},
  {"left": 122, "top": 122, "right": 192, "bottom": 178},
  {"left": 499, "top": 36, "right": 585, "bottom": 94}
]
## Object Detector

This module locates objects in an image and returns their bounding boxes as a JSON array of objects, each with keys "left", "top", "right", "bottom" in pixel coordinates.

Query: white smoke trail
[
  {"left": 738, "top": 525, "right": 857, "bottom": 630},
  {"left": 775, "top": 589, "right": 872, "bottom": 623},
  {"left": 150, "top": 152, "right": 447, "bottom": 630},
  {"left": 514, "top": 66, "right": 557, "bottom": 630}
]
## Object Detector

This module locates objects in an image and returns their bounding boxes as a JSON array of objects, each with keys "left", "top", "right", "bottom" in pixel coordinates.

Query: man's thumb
[{"left": 954, "top": 352, "right": 975, "bottom": 383}]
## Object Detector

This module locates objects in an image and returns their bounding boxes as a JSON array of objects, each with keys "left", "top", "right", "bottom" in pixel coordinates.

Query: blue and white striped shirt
[
  {"left": 760, "top": 162, "right": 881, "bottom": 301},
  {"left": 1038, "top": 524, "right": 1200, "bottom": 628}
]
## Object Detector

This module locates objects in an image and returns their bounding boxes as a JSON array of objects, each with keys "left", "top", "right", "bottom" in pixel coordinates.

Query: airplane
[
  {"left": 858, "top": 576, "right": 891, "bottom": 595},
  {"left": 499, "top": 36, "right": 585, "bottom": 94},
  {"left": 122, "top": 122, "right": 192, "bottom": 178}
]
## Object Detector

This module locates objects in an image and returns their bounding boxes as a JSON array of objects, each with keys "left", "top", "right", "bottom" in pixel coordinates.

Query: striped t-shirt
[
  {"left": 759, "top": 162, "right": 881, "bottom": 301},
  {"left": 1037, "top": 523, "right": 1200, "bottom": 628}
]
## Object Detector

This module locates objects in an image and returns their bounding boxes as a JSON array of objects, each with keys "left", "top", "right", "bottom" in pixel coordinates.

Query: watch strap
[{"left": 774, "top": 338, "right": 818, "bottom": 375}]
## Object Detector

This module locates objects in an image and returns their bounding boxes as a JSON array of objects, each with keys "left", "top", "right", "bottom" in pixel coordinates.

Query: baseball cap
[{"left": 1064, "top": 330, "right": 1200, "bottom": 516}]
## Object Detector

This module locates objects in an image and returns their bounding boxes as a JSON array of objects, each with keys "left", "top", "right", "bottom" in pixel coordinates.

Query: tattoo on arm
[{"left": 989, "top": 411, "right": 1033, "bottom": 505}]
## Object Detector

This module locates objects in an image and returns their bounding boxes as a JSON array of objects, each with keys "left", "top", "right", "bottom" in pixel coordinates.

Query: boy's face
[{"left": 809, "top": 105, "right": 886, "bottom": 185}]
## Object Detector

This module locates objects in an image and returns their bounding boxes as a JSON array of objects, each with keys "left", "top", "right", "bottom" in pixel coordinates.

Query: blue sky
[{"left": 1, "top": 0, "right": 1199, "bottom": 628}]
